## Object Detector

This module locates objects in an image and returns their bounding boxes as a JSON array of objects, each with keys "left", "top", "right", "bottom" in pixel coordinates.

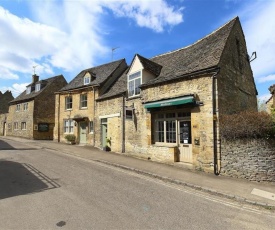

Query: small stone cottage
[
  {"left": 53, "top": 59, "right": 127, "bottom": 144},
  {"left": 95, "top": 16, "right": 257, "bottom": 173},
  {"left": 6, "top": 74, "right": 67, "bottom": 139}
]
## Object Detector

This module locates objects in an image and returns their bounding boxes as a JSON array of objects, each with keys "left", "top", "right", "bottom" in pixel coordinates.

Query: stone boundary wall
[{"left": 221, "top": 139, "right": 275, "bottom": 182}]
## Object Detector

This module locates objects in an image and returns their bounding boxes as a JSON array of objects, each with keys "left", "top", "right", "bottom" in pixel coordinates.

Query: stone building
[
  {"left": 266, "top": 84, "right": 274, "bottom": 114},
  {"left": 0, "top": 90, "right": 14, "bottom": 136},
  {"left": 95, "top": 17, "right": 257, "bottom": 173},
  {"left": 6, "top": 74, "right": 67, "bottom": 139},
  {"left": 54, "top": 59, "right": 127, "bottom": 144}
]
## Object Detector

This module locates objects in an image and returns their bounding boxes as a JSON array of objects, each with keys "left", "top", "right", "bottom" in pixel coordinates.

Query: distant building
[
  {"left": 0, "top": 91, "right": 14, "bottom": 136},
  {"left": 6, "top": 74, "right": 67, "bottom": 139},
  {"left": 266, "top": 84, "right": 274, "bottom": 114}
]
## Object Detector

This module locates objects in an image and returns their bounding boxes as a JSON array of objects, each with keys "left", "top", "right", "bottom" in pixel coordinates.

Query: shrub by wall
[{"left": 220, "top": 111, "right": 275, "bottom": 182}]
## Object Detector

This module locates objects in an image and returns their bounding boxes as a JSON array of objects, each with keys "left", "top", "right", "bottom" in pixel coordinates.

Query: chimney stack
[{"left": 32, "top": 74, "right": 39, "bottom": 83}]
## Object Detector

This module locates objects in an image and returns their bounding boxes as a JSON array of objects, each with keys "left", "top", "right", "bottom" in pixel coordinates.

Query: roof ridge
[
  {"left": 81, "top": 58, "right": 125, "bottom": 72},
  {"left": 152, "top": 16, "right": 238, "bottom": 59}
]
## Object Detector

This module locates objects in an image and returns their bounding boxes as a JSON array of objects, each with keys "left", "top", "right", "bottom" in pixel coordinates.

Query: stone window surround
[
  {"left": 64, "top": 119, "right": 74, "bottom": 133},
  {"left": 65, "top": 96, "right": 73, "bottom": 110},
  {"left": 16, "top": 104, "right": 20, "bottom": 112},
  {"left": 21, "top": 122, "right": 26, "bottom": 130},
  {"left": 14, "top": 122, "right": 19, "bottom": 130},
  {"left": 23, "top": 103, "right": 28, "bottom": 111},
  {"left": 80, "top": 94, "right": 88, "bottom": 109}
]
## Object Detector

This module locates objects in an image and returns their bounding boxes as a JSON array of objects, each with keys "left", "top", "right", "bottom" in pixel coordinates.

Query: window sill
[
  {"left": 127, "top": 95, "right": 141, "bottom": 101},
  {"left": 65, "top": 109, "right": 73, "bottom": 111},
  {"left": 80, "top": 107, "right": 88, "bottom": 110},
  {"left": 153, "top": 143, "right": 178, "bottom": 148}
]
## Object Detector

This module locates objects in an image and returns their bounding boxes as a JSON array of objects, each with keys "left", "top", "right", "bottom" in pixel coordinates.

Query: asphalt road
[{"left": 0, "top": 138, "right": 274, "bottom": 230}]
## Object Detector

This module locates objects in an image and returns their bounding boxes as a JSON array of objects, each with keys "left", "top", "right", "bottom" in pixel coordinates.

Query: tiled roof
[
  {"left": 141, "top": 17, "right": 238, "bottom": 87},
  {"left": 98, "top": 17, "right": 238, "bottom": 99},
  {"left": 97, "top": 68, "right": 128, "bottom": 100},
  {"left": 59, "top": 59, "right": 126, "bottom": 92},
  {"left": 10, "top": 75, "right": 65, "bottom": 104},
  {"left": 135, "top": 54, "right": 162, "bottom": 76}
]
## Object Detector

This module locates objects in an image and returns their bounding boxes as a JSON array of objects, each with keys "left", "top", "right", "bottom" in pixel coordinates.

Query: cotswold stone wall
[{"left": 221, "top": 139, "right": 275, "bottom": 182}]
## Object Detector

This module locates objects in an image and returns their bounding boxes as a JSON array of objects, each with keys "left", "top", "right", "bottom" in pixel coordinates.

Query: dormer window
[
  {"left": 84, "top": 74, "right": 91, "bottom": 85},
  {"left": 35, "top": 83, "right": 41, "bottom": 92},
  {"left": 26, "top": 86, "right": 31, "bottom": 94},
  {"left": 128, "top": 71, "right": 141, "bottom": 97}
]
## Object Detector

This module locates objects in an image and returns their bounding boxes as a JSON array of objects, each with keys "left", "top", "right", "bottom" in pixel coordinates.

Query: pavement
[{"left": 1, "top": 136, "right": 275, "bottom": 210}]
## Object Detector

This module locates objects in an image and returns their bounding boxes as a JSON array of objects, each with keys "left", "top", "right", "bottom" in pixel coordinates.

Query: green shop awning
[{"left": 144, "top": 96, "right": 195, "bottom": 109}]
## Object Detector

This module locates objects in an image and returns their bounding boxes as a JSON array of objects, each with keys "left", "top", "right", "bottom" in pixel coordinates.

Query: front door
[
  {"left": 178, "top": 120, "right": 192, "bottom": 163},
  {"left": 79, "top": 122, "right": 87, "bottom": 144}
]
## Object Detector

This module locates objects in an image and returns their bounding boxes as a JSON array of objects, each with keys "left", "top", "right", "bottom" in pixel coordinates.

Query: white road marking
[{"left": 251, "top": 188, "right": 275, "bottom": 201}]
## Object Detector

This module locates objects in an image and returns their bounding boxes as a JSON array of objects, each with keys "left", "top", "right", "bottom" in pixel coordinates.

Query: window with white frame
[
  {"left": 128, "top": 71, "right": 141, "bottom": 97},
  {"left": 26, "top": 86, "right": 31, "bottom": 94},
  {"left": 14, "top": 122, "right": 19, "bottom": 130},
  {"left": 80, "top": 94, "right": 87, "bottom": 108},
  {"left": 23, "top": 103, "right": 28, "bottom": 111},
  {"left": 89, "top": 121, "right": 94, "bottom": 133},
  {"left": 84, "top": 75, "right": 91, "bottom": 85},
  {"left": 154, "top": 112, "right": 191, "bottom": 144},
  {"left": 64, "top": 119, "right": 74, "bottom": 133},
  {"left": 35, "top": 83, "right": 41, "bottom": 92},
  {"left": 65, "top": 96, "right": 72, "bottom": 110},
  {"left": 16, "top": 104, "right": 20, "bottom": 112},
  {"left": 21, "top": 122, "right": 26, "bottom": 130}
]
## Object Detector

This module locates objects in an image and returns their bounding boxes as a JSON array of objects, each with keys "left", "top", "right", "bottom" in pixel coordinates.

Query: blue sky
[{"left": 0, "top": 0, "right": 274, "bottom": 102}]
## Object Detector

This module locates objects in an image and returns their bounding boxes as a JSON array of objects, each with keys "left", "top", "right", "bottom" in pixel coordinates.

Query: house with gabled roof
[
  {"left": 96, "top": 17, "right": 257, "bottom": 173},
  {"left": 54, "top": 59, "right": 127, "bottom": 144},
  {"left": 0, "top": 90, "right": 14, "bottom": 136},
  {"left": 6, "top": 74, "right": 67, "bottom": 139},
  {"left": 266, "top": 84, "right": 274, "bottom": 114}
]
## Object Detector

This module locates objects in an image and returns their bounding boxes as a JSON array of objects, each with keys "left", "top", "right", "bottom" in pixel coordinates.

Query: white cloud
[
  {"left": 257, "top": 74, "right": 275, "bottom": 83},
  {"left": 102, "top": 0, "right": 184, "bottom": 32},
  {"left": 0, "top": 83, "right": 28, "bottom": 97},
  {"left": 257, "top": 94, "right": 271, "bottom": 103},
  {"left": 241, "top": 0, "right": 275, "bottom": 78},
  {"left": 0, "top": 67, "right": 19, "bottom": 80},
  {"left": 0, "top": 0, "right": 184, "bottom": 86}
]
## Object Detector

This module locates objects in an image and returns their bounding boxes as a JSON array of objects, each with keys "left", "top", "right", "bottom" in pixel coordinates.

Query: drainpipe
[
  {"left": 212, "top": 68, "right": 220, "bottom": 175},
  {"left": 122, "top": 93, "right": 125, "bottom": 153},
  {"left": 57, "top": 93, "right": 60, "bottom": 142}
]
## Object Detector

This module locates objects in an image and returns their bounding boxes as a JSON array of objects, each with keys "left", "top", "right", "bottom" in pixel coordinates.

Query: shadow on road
[
  {"left": 0, "top": 160, "right": 60, "bottom": 200},
  {"left": 0, "top": 139, "right": 38, "bottom": 150}
]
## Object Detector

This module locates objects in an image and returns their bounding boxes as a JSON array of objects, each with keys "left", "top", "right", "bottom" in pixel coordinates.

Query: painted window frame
[
  {"left": 154, "top": 112, "right": 191, "bottom": 145},
  {"left": 65, "top": 96, "right": 73, "bottom": 110},
  {"left": 80, "top": 94, "right": 88, "bottom": 109},
  {"left": 23, "top": 103, "right": 28, "bottom": 111},
  {"left": 16, "top": 104, "right": 20, "bottom": 112},
  {"left": 21, "top": 122, "right": 27, "bottom": 130},
  {"left": 84, "top": 75, "right": 91, "bottom": 85},
  {"left": 35, "top": 83, "right": 41, "bottom": 92},
  {"left": 64, "top": 119, "right": 74, "bottom": 133},
  {"left": 14, "top": 122, "right": 19, "bottom": 130},
  {"left": 26, "top": 86, "right": 31, "bottom": 94},
  {"left": 128, "top": 71, "right": 141, "bottom": 97}
]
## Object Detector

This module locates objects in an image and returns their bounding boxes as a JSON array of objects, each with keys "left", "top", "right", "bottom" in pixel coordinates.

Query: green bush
[
  {"left": 219, "top": 111, "right": 275, "bottom": 139},
  {"left": 64, "top": 134, "right": 76, "bottom": 142}
]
